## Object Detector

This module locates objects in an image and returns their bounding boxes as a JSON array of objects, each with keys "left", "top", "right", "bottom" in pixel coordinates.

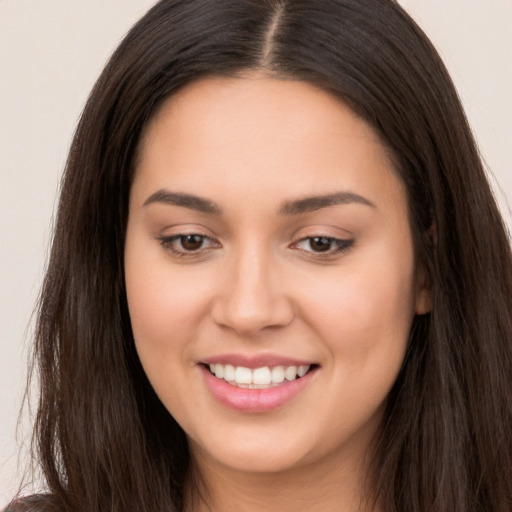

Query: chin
[{"left": 189, "top": 427, "right": 319, "bottom": 475}]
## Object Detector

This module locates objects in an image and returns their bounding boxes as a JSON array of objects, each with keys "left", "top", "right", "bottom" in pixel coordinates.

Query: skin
[{"left": 125, "top": 75, "right": 430, "bottom": 511}]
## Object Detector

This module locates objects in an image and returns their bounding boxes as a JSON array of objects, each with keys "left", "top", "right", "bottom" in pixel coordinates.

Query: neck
[{"left": 184, "top": 447, "right": 381, "bottom": 512}]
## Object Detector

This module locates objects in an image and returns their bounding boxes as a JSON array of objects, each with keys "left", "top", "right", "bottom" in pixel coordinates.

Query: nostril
[{"left": 211, "top": 293, "right": 295, "bottom": 335}]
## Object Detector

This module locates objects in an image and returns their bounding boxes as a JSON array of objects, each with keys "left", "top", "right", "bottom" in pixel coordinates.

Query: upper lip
[{"left": 201, "top": 353, "right": 317, "bottom": 369}]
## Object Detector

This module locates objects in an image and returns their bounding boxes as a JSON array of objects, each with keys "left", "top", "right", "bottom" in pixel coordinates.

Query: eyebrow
[
  {"left": 142, "top": 189, "right": 375, "bottom": 215},
  {"left": 143, "top": 190, "right": 222, "bottom": 214},
  {"left": 279, "top": 192, "right": 375, "bottom": 215}
]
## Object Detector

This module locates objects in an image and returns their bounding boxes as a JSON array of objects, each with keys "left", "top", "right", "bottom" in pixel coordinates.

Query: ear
[
  {"left": 414, "top": 271, "right": 432, "bottom": 315},
  {"left": 414, "top": 223, "right": 435, "bottom": 315}
]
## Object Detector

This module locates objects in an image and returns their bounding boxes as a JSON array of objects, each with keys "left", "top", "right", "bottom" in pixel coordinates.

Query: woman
[{"left": 8, "top": 0, "right": 512, "bottom": 511}]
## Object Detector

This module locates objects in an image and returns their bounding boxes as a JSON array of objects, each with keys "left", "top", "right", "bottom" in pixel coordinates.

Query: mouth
[
  {"left": 199, "top": 359, "right": 318, "bottom": 413},
  {"left": 204, "top": 363, "right": 316, "bottom": 389}
]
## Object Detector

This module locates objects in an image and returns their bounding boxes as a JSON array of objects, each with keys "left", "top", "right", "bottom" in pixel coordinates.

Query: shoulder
[{"left": 4, "top": 495, "right": 57, "bottom": 512}]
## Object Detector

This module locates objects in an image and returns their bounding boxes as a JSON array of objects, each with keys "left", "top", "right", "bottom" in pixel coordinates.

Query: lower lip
[{"left": 200, "top": 365, "right": 317, "bottom": 413}]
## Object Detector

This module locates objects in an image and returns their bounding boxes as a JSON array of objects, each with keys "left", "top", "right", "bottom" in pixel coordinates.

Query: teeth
[
  {"left": 253, "top": 366, "right": 271, "bottom": 385},
  {"left": 207, "top": 363, "right": 311, "bottom": 388},
  {"left": 224, "top": 364, "right": 235, "bottom": 381},
  {"left": 234, "top": 366, "right": 252, "bottom": 384},
  {"left": 214, "top": 364, "right": 224, "bottom": 379},
  {"left": 284, "top": 366, "right": 297, "bottom": 381},
  {"left": 298, "top": 365, "right": 309, "bottom": 377},
  {"left": 271, "top": 366, "right": 285, "bottom": 383}
]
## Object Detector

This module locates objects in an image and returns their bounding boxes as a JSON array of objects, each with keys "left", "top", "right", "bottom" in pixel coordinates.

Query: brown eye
[
  {"left": 293, "top": 236, "right": 354, "bottom": 256},
  {"left": 158, "top": 233, "right": 220, "bottom": 257},
  {"left": 309, "top": 236, "right": 333, "bottom": 252},
  {"left": 180, "top": 234, "right": 205, "bottom": 251}
]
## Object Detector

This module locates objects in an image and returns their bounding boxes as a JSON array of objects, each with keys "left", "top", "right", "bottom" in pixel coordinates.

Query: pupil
[
  {"left": 181, "top": 235, "right": 203, "bottom": 251},
  {"left": 310, "top": 237, "right": 331, "bottom": 252}
]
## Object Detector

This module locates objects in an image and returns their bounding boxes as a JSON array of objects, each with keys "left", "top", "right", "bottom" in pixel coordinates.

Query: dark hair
[{"left": 12, "top": 1, "right": 512, "bottom": 511}]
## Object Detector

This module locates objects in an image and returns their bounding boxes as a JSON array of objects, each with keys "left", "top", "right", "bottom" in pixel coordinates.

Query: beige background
[{"left": 1, "top": 0, "right": 510, "bottom": 503}]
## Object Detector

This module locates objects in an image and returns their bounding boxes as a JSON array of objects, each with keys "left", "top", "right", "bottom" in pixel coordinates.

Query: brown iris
[
  {"left": 180, "top": 234, "right": 204, "bottom": 251},
  {"left": 309, "top": 237, "right": 333, "bottom": 252}
]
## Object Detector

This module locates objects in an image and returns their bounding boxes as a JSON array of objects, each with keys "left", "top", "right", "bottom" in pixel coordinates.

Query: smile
[
  {"left": 208, "top": 363, "right": 311, "bottom": 389},
  {"left": 200, "top": 360, "right": 318, "bottom": 413}
]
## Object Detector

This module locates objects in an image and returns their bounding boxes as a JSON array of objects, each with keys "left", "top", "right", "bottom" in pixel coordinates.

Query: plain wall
[{"left": 1, "top": 0, "right": 510, "bottom": 504}]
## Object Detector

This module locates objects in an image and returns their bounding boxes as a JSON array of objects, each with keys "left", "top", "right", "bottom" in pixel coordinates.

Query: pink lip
[
  {"left": 199, "top": 364, "right": 318, "bottom": 413},
  {"left": 202, "top": 353, "right": 314, "bottom": 369}
]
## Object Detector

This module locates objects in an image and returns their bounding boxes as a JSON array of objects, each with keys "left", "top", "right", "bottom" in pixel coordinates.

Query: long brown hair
[{"left": 11, "top": 1, "right": 512, "bottom": 511}]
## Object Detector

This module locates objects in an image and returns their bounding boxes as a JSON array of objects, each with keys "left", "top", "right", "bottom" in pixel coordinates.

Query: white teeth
[
  {"left": 271, "top": 366, "right": 285, "bottom": 383},
  {"left": 285, "top": 366, "right": 297, "bottom": 381},
  {"left": 207, "top": 363, "right": 311, "bottom": 388},
  {"left": 234, "top": 366, "right": 252, "bottom": 385},
  {"left": 224, "top": 364, "right": 235, "bottom": 381},
  {"left": 298, "top": 365, "right": 309, "bottom": 377},
  {"left": 253, "top": 367, "right": 271, "bottom": 385},
  {"left": 214, "top": 363, "right": 224, "bottom": 379}
]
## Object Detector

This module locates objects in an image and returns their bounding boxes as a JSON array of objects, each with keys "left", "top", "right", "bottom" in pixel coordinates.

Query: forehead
[
  {"left": 143, "top": 74, "right": 387, "bottom": 154},
  {"left": 133, "top": 75, "right": 405, "bottom": 218}
]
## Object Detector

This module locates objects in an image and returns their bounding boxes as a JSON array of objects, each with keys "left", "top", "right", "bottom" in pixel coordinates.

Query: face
[{"left": 125, "top": 76, "right": 428, "bottom": 478}]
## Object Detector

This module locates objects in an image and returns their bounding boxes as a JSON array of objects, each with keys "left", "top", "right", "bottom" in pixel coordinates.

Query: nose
[{"left": 211, "top": 245, "right": 294, "bottom": 335}]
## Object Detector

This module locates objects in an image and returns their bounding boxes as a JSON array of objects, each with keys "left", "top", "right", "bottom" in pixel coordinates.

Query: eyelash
[
  {"left": 158, "top": 234, "right": 220, "bottom": 258},
  {"left": 292, "top": 236, "right": 354, "bottom": 256},
  {"left": 157, "top": 234, "right": 354, "bottom": 259}
]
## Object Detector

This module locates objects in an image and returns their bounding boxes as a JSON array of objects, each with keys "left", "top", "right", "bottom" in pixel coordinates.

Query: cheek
[
  {"left": 124, "top": 233, "right": 214, "bottom": 386},
  {"left": 297, "top": 254, "right": 416, "bottom": 432},
  {"left": 299, "top": 248, "right": 416, "bottom": 364},
  {"left": 125, "top": 229, "right": 210, "bottom": 342},
  {"left": 126, "top": 268, "right": 206, "bottom": 347},
  {"left": 124, "top": 246, "right": 212, "bottom": 419}
]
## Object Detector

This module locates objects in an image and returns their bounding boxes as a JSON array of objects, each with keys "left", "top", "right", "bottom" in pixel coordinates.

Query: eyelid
[
  {"left": 288, "top": 223, "right": 355, "bottom": 259},
  {"left": 292, "top": 235, "right": 354, "bottom": 254},
  {"left": 154, "top": 224, "right": 354, "bottom": 260},
  {"left": 154, "top": 223, "right": 217, "bottom": 242},
  {"left": 156, "top": 231, "right": 221, "bottom": 259}
]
